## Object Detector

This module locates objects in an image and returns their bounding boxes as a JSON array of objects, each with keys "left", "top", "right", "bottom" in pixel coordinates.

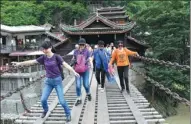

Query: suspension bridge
[{"left": 0, "top": 55, "right": 189, "bottom": 124}]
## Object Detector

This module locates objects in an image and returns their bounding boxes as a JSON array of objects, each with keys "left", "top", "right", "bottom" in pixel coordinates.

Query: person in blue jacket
[{"left": 91, "top": 40, "right": 110, "bottom": 92}]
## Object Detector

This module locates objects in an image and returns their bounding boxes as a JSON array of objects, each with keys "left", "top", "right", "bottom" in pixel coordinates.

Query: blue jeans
[
  {"left": 75, "top": 70, "right": 90, "bottom": 97},
  {"left": 41, "top": 76, "right": 70, "bottom": 116}
]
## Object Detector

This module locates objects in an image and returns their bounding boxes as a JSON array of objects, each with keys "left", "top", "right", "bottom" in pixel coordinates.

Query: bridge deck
[{"left": 14, "top": 70, "right": 166, "bottom": 124}]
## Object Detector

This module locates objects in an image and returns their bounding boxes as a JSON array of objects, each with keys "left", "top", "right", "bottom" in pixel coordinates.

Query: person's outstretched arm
[
  {"left": 12, "top": 60, "right": 38, "bottom": 66},
  {"left": 125, "top": 48, "right": 139, "bottom": 56},
  {"left": 62, "top": 61, "right": 80, "bottom": 77}
]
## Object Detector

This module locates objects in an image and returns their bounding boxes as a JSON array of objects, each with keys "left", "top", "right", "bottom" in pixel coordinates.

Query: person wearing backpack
[
  {"left": 11, "top": 39, "right": 80, "bottom": 122},
  {"left": 92, "top": 40, "right": 110, "bottom": 92},
  {"left": 73, "top": 38, "right": 92, "bottom": 106},
  {"left": 109, "top": 40, "right": 139, "bottom": 93}
]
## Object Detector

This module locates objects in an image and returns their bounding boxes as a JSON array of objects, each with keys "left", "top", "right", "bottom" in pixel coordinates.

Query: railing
[
  {"left": 1, "top": 65, "right": 44, "bottom": 74},
  {"left": 0, "top": 45, "right": 16, "bottom": 53},
  {"left": 0, "top": 45, "right": 40, "bottom": 53},
  {"left": 0, "top": 54, "right": 189, "bottom": 107},
  {"left": 15, "top": 45, "right": 40, "bottom": 51},
  {"left": 0, "top": 66, "right": 10, "bottom": 72},
  {"left": 16, "top": 64, "right": 44, "bottom": 73}
]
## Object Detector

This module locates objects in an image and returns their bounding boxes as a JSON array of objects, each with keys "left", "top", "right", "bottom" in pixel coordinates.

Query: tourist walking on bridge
[
  {"left": 92, "top": 40, "right": 110, "bottom": 92},
  {"left": 106, "top": 42, "right": 116, "bottom": 57},
  {"left": 73, "top": 38, "right": 92, "bottom": 106},
  {"left": 109, "top": 40, "right": 139, "bottom": 93},
  {"left": 12, "top": 39, "right": 79, "bottom": 122}
]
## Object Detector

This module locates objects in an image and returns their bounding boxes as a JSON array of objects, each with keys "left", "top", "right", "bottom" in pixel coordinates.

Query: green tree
[
  {"left": 1, "top": 1, "right": 88, "bottom": 26},
  {"left": 1, "top": 1, "right": 42, "bottom": 25},
  {"left": 131, "top": 1, "right": 190, "bottom": 99}
]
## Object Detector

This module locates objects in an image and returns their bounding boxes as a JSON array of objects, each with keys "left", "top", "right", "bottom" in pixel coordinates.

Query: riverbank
[
  {"left": 139, "top": 84, "right": 190, "bottom": 124},
  {"left": 165, "top": 103, "right": 190, "bottom": 124}
]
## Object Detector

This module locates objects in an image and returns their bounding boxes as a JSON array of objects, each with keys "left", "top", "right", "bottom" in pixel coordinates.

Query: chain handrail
[
  {"left": 0, "top": 53, "right": 71, "bottom": 101},
  {"left": 131, "top": 55, "right": 190, "bottom": 71},
  {"left": 130, "top": 66, "right": 190, "bottom": 106},
  {"left": 0, "top": 74, "right": 45, "bottom": 101},
  {"left": 0, "top": 54, "right": 71, "bottom": 76},
  {"left": 0, "top": 64, "right": 39, "bottom": 75},
  {"left": 20, "top": 91, "right": 31, "bottom": 113}
]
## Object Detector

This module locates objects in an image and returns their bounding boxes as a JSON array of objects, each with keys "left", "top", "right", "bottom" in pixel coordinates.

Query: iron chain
[
  {"left": 0, "top": 54, "right": 70, "bottom": 100},
  {"left": 20, "top": 91, "right": 31, "bottom": 113},
  {"left": 0, "top": 75, "right": 45, "bottom": 101},
  {"left": 0, "top": 64, "right": 39, "bottom": 75},
  {"left": 131, "top": 55, "right": 190, "bottom": 71},
  {"left": 130, "top": 66, "right": 190, "bottom": 106},
  {"left": 0, "top": 54, "right": 70, "bottom": 75}
]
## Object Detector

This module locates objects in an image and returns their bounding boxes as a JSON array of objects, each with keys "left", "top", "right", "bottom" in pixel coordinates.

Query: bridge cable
[
  {"left": 0, "top": 53, "right": 71, "bottom": 101},
  {"left": 0, "top": 74, "right": 45, "bottom": 101},
  {"left": 131, "top": 55, "right": 190, "bottom": 71},
  {"left": 130, "top": 66, "right": 190, "bottom": 106}
]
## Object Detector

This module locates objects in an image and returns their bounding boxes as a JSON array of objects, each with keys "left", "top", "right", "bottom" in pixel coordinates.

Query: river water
[{"left": 165, "top": 104, "right": 190, "bottom": 124}]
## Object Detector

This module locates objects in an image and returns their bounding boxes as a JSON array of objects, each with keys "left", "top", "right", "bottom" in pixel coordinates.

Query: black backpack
[{"left": 55, "top": 54, "right": 65, "bottom": 80}]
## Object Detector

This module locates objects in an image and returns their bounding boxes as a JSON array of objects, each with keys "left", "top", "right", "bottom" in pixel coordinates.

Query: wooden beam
[
  {"left": 81, "top": 74, "right": 97, "bottom": 124},
  {"left": 115, "top": 75, "right": 148, "bottom": 124}
]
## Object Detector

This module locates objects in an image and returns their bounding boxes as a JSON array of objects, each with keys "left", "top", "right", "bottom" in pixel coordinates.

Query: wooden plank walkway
[
  {"left": 115, "top": 74, "right": 147, "bottom": 124},
  {"left": 13, "top": 70, "right": 166, "bottom": 124},
  {"left": 81, "top": 73, "right": 97, "bottom": 124}
]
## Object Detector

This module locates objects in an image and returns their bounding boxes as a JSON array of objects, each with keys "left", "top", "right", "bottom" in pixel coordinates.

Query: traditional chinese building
[
  {"left": 0, "top": 23, "right": 68, "bottom": 67},
  {"left": 0, "top": 23, "right": 69, "bottom": 95},
  {"left": 60, "top": 6, "right": 148, "bottom": 56}
]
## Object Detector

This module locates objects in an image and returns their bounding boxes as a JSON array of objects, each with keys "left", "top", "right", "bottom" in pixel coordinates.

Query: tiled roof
[
  {"left": 60, "top": 29, "right": 133, "bottom": 35},
  {"left": 127, "top": 36, "right": 149, "bottom": 48},
  {"left": 105, "top": 15, "right": 128, "bottom": 19},
  {"left": 45, "top": 32, "right": 66, "bottom": 42},
  {"left": 98, "top": 11, "right": 126, "bottom": 15},
  {"left": 40, "top": 23, "right": 55, "bottom": 30},
  {"left": 44, "top": 31, "right": 69, "bottom": 47},
  {"left": 53, "top": 38, "right": 69, "bottom": 47},
  {"left": 97, "top": 6, "right": 124, "bottom": 11},
  {"left": 60, "top": 13, "right": 136, "bottom": 35},
  {"left": 1, "top": 24, "right": 48, "bottom": 33}
]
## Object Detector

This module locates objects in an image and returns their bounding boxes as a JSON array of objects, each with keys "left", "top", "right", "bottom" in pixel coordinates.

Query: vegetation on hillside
[
  {"left": 132, "top": 1, "right": 190, "bottom": 99},
  {"left": 125, "top": 1, "right": 190, "bottom": 116},
  {"left": 1, "top": 1, "right": 88, "bottom": 26}
]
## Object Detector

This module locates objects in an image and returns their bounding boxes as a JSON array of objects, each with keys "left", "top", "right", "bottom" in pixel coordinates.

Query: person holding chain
[{"left": 12, "top": 38, "right": 79, "bottom": 122}]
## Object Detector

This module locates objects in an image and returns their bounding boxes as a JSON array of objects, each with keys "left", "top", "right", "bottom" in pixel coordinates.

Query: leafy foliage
[
  {"left": 129, "top": 1, "right": 190, "bottom": 100},
  {"left": 1, "top": 1, "right": 88, "bottom": 26}
]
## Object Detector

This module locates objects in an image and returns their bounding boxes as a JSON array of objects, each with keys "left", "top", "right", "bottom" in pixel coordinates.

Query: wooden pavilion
[{"left": 59, "top": 6, "right": 148, "bottom": 55}]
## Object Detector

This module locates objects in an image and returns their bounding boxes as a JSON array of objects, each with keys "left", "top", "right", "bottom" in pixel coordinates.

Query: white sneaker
[
  {"left": 100, "top": 88, "right": 105, "bottom": 92},
  {"left": 98, "top": 85, "right": 102, "bottom": 90}
]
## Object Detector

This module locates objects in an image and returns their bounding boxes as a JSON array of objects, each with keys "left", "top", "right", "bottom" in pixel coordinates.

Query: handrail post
[{"left": 28, "top": 66, "right": 31, "bottom": 73}]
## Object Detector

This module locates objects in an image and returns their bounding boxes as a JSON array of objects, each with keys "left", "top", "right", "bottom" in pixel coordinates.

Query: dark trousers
[
  {"left": 93, "top": 60, "right": 96, "bottom": 72},
  {"left": 117, "top": 66, "right": 129, "bottom": 91},
  {"left": 95, "top": 68, "right": 106, "bottom": 88}
]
